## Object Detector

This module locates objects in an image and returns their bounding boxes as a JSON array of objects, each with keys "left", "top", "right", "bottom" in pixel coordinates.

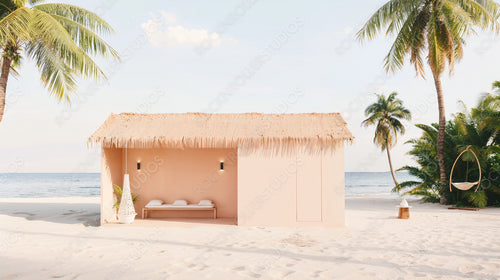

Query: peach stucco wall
[
  {"left": 100, "top": 147, "right": 122, "bottom": 224},
  {"left": 101, "top": 148, "right": 238, "bottom": 222},
  {"left": 237, "top": 145, "right": 345, "bottom": 227}
]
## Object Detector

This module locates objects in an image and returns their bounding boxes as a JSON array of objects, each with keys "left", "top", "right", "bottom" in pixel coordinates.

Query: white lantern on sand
[
  {"left": 117, "top": 174, "right": 136, "bottom": 223},
  {"left": 397, "top": 198, "right": 411, "bottom": 219},
  {"left": 117, "top": 147, "right": 137, "bottom": 224}
]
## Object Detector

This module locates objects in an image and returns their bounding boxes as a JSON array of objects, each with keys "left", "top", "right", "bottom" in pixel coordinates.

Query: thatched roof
[{"left": 88, "top": 113, "right": 353, "bottom": 150}]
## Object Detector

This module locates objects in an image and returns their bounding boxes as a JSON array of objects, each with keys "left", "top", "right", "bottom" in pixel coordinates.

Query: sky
[{"left": 0, "top": 0, "right": 499, "bottom": 173}]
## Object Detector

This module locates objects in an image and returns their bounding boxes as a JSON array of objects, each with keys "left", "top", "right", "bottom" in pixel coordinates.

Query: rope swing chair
[{"left": 449, "top": 145, "right": 481, "bottom": 192}]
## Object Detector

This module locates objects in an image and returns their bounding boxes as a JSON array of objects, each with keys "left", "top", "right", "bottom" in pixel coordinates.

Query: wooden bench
[{"left": 142, "top": 205, "right": 217, "bottom": 219}]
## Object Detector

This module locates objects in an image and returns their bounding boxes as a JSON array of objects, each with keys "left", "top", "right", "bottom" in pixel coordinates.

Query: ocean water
[
  {"left": 0, "top": 172, "right": 412, "bottom": 198},
  {"left": 0, "top": 173, "right": 101, "bottom": 198},
  {"left": 345, "top": 172, "right": 415, "bottom": 197}
]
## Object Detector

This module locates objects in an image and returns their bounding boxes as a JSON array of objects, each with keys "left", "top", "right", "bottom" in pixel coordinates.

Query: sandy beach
[{"left": 0, "top": 196, "right": 499, "bottom": 280}]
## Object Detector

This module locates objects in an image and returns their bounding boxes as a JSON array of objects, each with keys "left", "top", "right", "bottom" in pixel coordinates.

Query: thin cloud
[
  {"left": 159, "top": 11, "right": 177, "bottom": 24},
  {"left": 141, "top": 11, "right": 237, "bottom": 48}
]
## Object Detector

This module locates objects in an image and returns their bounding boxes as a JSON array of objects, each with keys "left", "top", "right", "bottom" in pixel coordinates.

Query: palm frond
[
  {"left": 27, "top": 8, "right": 110, "bottom": 101},
  {"left": 384, "top": 5, "right": 424, "bottom": 73},
  {"left": 357, "top": 0, "right": 424, "bottom": 41},
  {"left": 25, "top": 39, "right": 77, "bottom": 101},
  {"left": 0, "top": 6, "right": 31, "bottom": 43},
  {"left": 453, "top": 0, "right": 500, "bottom": 31},
  {"left": 465, "top": 191, "right": 487, "bottom": 208},
  {"left": 427, "top": 7, "right": 447, "bottom": 76},
  {"left": 48, "top": 14, "right": 119, "bottom": 58},
  {"left": 33, "top": 3, "right": 114, "bottom": 33},
  {"left": 358, "top": 0, "right": 500, "bottom": 77},
  {"left": 11, "top": 0, "right": 26, "bottom": 8}
]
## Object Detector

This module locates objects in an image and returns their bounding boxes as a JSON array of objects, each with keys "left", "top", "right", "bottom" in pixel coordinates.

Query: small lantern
[{"left": 397, "top": 198, "right": 411, "bottom": 219}]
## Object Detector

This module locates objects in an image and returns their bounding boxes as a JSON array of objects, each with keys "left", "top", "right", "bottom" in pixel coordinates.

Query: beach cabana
[{"left": 88, "top": 113, "right": 353, "bottom": 227}]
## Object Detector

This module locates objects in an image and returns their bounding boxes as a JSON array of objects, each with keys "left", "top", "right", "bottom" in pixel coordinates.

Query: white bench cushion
[
  {"left": 146, "top": 200, "right": 164, "bottom": 207},
  {"left": 145, "top": 204, "right": 214, "bottom": 209},
  {"left": 172, "top": 200, "right": 188, "bottom": 206}
]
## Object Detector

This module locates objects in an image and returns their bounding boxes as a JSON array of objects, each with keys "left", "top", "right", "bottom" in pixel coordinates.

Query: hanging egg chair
[{"left": 449, "top": 145, "right": 481, "bottom": 192}]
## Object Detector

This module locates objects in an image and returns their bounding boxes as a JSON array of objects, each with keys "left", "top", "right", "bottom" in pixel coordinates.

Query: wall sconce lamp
[
  {"left": 220, "top": 161, "right": 224, "bottom": 171},
  {"left": 137, "top": 161, "right": 141, "bottom": 171}
]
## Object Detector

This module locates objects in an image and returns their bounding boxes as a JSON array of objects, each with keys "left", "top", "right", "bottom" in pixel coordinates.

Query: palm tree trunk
[
  {"left": 0, "top": 55, "right": 12, "bottom": 123},
  {"left": 386, "top": 146, "right": 399, "bottom": 186},
  {"left": 432, "top": 72, "right": 447, "bottom": 204}
]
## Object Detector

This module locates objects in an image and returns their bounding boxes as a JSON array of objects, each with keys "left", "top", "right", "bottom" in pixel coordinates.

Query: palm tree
[
  {"left": 397, "top": 86, "right": 500, "bottom": 207},
  {"left": 0, "top": 0, "right": 119, "bottom": 122},
  {"left": 395, "top": 122, "right": 459, "bottom": 201},
  {"left": 472, "top": 81, "right": 500, "bottom": 139},
  {"left": 357, "top": 0, "right": 500, "bottom": 203},
  {"left": 362, "top": 92, "right": 411, "bottom": 186}
]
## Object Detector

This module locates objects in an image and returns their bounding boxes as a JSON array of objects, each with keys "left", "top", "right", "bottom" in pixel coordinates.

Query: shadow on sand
[{"left": 0, "top": 201, "right": 100, "bottom": 227}]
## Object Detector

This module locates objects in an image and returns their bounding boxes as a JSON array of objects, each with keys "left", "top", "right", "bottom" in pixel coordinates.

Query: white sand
[{"left": 0, "top": 196, "right": 499, "bottom": 280}]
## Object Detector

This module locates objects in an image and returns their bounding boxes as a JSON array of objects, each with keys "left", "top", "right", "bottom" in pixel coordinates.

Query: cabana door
[{"left": 296, "top": 155, "right": 322, "bottom": 222}]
